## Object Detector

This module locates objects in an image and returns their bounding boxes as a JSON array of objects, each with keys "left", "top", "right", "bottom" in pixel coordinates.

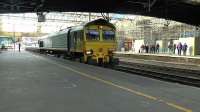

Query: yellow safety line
[
  {"left": 166, "top": 102, "right": 192, "bottom": 112},
  {"left": 32, "top": 53, "right": 193, "bottom": 112}
]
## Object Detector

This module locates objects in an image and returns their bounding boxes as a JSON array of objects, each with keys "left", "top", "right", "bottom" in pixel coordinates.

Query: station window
[
  {"left": 86, "top": 30, "right": 100, "bottom": 41},
  {"left": 103, "top": 30, "right": 115, "bottom": 41}
]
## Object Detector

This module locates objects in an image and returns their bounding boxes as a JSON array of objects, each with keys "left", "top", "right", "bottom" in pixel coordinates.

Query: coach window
[
  {"left": 86, "top": 30, "right": 100, "bottom": 41},
  {"left": 77, "top": 30, "right": 83, "bottom": 41},
  {"left": 74, "top": 32, "right": 77, "bottom": 43},
  {"left": 80, "top": 30, "right": 83, "bottom": 41}
]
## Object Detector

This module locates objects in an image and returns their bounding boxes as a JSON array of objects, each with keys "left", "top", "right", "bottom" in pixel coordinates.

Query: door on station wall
[{"left": 124, "top": 38, "right": 132, "bottom": 51}]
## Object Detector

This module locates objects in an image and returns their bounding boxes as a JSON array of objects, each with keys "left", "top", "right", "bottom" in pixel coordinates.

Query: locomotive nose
[
  {"left": 98, "top": 49, "right": 103, "bottom": 57},
  {"left": 99, "top": 48, "right": 103, "bottom": 52}
]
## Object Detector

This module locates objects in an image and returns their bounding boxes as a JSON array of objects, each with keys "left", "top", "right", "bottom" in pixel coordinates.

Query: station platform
[
  {"left": 0, "top": 51, "right": 200, "bottom": 112},
  {"left": 115, "top": 52, "right": 200, "bottom": 71}
]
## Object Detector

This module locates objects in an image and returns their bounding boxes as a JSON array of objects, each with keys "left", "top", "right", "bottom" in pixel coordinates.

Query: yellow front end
[
  {"left": 84, "top": 42, "right": 116, "bottom": 64},
  {"left": 83, "top": 24, "right": 117, "bottom": 65}
]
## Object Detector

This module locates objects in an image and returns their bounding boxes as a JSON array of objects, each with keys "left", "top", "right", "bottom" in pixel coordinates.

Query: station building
[{"left": 115, "top": 16, "right": 200, "bottom": 56}]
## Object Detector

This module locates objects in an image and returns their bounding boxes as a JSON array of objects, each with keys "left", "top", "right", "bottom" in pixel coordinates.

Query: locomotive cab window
[
  {"left": 103, "top": 30, "right": 115, "bottom": 41},
  {"left": 86, "top": 30, "right": 100, "bottom": 41}
]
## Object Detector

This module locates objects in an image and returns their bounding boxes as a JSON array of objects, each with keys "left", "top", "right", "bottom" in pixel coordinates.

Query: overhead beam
[{"left": 0, "top": 0, "right": 199, "bottom": 25}]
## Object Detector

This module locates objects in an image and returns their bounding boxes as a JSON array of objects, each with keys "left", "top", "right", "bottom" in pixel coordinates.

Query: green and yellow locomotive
[{"left": 38, "top": 19, "right": 118, "bottom": 65}]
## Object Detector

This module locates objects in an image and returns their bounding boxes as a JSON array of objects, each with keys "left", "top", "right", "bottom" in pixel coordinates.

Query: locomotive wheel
[
  {"left": 98, "top": 58, "right": 103, "bottom": 66},
  {"left": 69, "top": 53, "right": 75, "bottom": 61},
  {"left": 86, "top": 56, "right": 92, "bottom": 64},
  {"left": 56, "top": 54, "right": 61, "bottom": 58}
]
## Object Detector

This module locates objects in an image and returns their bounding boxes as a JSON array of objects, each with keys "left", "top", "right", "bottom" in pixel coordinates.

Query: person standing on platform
[
  {"left": 144, "top": 44, "right": 147, "bottom": 53},
  {"left": 182, "top": 43, "right": 188, "bottom": 56},
  {"left": 145, "top": 45, "right": 149, "bottom": 53},
  {"left": 177, "top": 42, "right": 182, "bottom": 56},
  {"left": 168, "top": 44, "right": 173, "bottom": 54},
  {"left": 18, "top": 43, "right": 21, "bottom": 52},
  {"left": 141, "top": 44, "right": 144, "bottom": 53},
  {"left": 152, "top": 45, "right": 156, "bottom": 54},
  {"left": 149, "top": 45, "right": 151, "bottom": 53},
  {"left": 156, "top": 43, "right": 160, "bottom": 53},
  {"left": 173, "top": 44, "right": 176, "bottom": 54}
]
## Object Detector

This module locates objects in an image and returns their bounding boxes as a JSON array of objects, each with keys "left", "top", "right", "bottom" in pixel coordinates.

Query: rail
[{"left": 113, "top": 62, "right": 200, "bottom": 87}]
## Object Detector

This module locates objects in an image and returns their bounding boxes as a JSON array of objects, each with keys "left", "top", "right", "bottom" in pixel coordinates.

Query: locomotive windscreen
[
  {"left": 103, "top": 31, "right": 115, "bottom": 40},
  {"left": 86, "top": 30, "right": 100, "bottom": 41}
]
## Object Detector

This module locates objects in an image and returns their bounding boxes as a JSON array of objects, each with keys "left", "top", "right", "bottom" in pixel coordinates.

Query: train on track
[{"left": 35, "top": 19, "right": 118, "bottom": 65}]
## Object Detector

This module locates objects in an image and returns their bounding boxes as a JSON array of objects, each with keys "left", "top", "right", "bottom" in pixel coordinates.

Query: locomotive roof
[
  {"left": 70, "top": 26, "right": 84, "bottom": 32},
  {"left": 39, "top": 19, "right": 115, "bottom": 40},
  {"left": 85, "top": 19, "right": 115, "bottom": 29},
  {"left": 39, "top": 28, "right": 70, "bottom": 40},
  {"left": 70, "top": 19, "right": 115, "bottom": 31}
]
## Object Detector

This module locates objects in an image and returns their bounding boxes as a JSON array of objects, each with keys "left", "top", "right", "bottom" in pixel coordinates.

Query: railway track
[{"left": 113, "top": 62, "right": 200, "bottom": 87}]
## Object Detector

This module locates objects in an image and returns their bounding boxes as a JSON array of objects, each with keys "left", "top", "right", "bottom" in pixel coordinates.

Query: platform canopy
[{"left": 0, "top": 0, "right": 199, "bottom": 25}]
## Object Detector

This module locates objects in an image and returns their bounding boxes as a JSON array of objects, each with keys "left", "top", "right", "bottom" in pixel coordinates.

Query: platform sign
[{"left": 38, "top": 13, "right": 46, "bottom": 22}]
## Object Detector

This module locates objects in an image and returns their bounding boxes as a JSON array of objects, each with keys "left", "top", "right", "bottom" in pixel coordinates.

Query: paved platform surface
[
  {"left": 115, "top": 52, "right": 200, "bottom": 59},
  {"left": 0, "top": 51, "right": 200, "bottom": 112},
  {"left": 115, "top": 52, "right": 200, "bottom": 71},
  {"left": 118, "top": 56, "right": 200, "bottom": 71}
]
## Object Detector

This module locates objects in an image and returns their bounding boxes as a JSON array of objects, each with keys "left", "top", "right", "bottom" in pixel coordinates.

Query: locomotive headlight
[
  {"left": 86, "top": 51, "right": 92, "bottom": 55},
  {"left": 86, "top": 49, "right": 93, "bottom": 55}
]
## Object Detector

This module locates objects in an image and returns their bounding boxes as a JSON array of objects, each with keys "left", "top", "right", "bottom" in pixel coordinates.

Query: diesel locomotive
[{"left": 38, "top": 19, "right": 118, "bottom": 65}]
